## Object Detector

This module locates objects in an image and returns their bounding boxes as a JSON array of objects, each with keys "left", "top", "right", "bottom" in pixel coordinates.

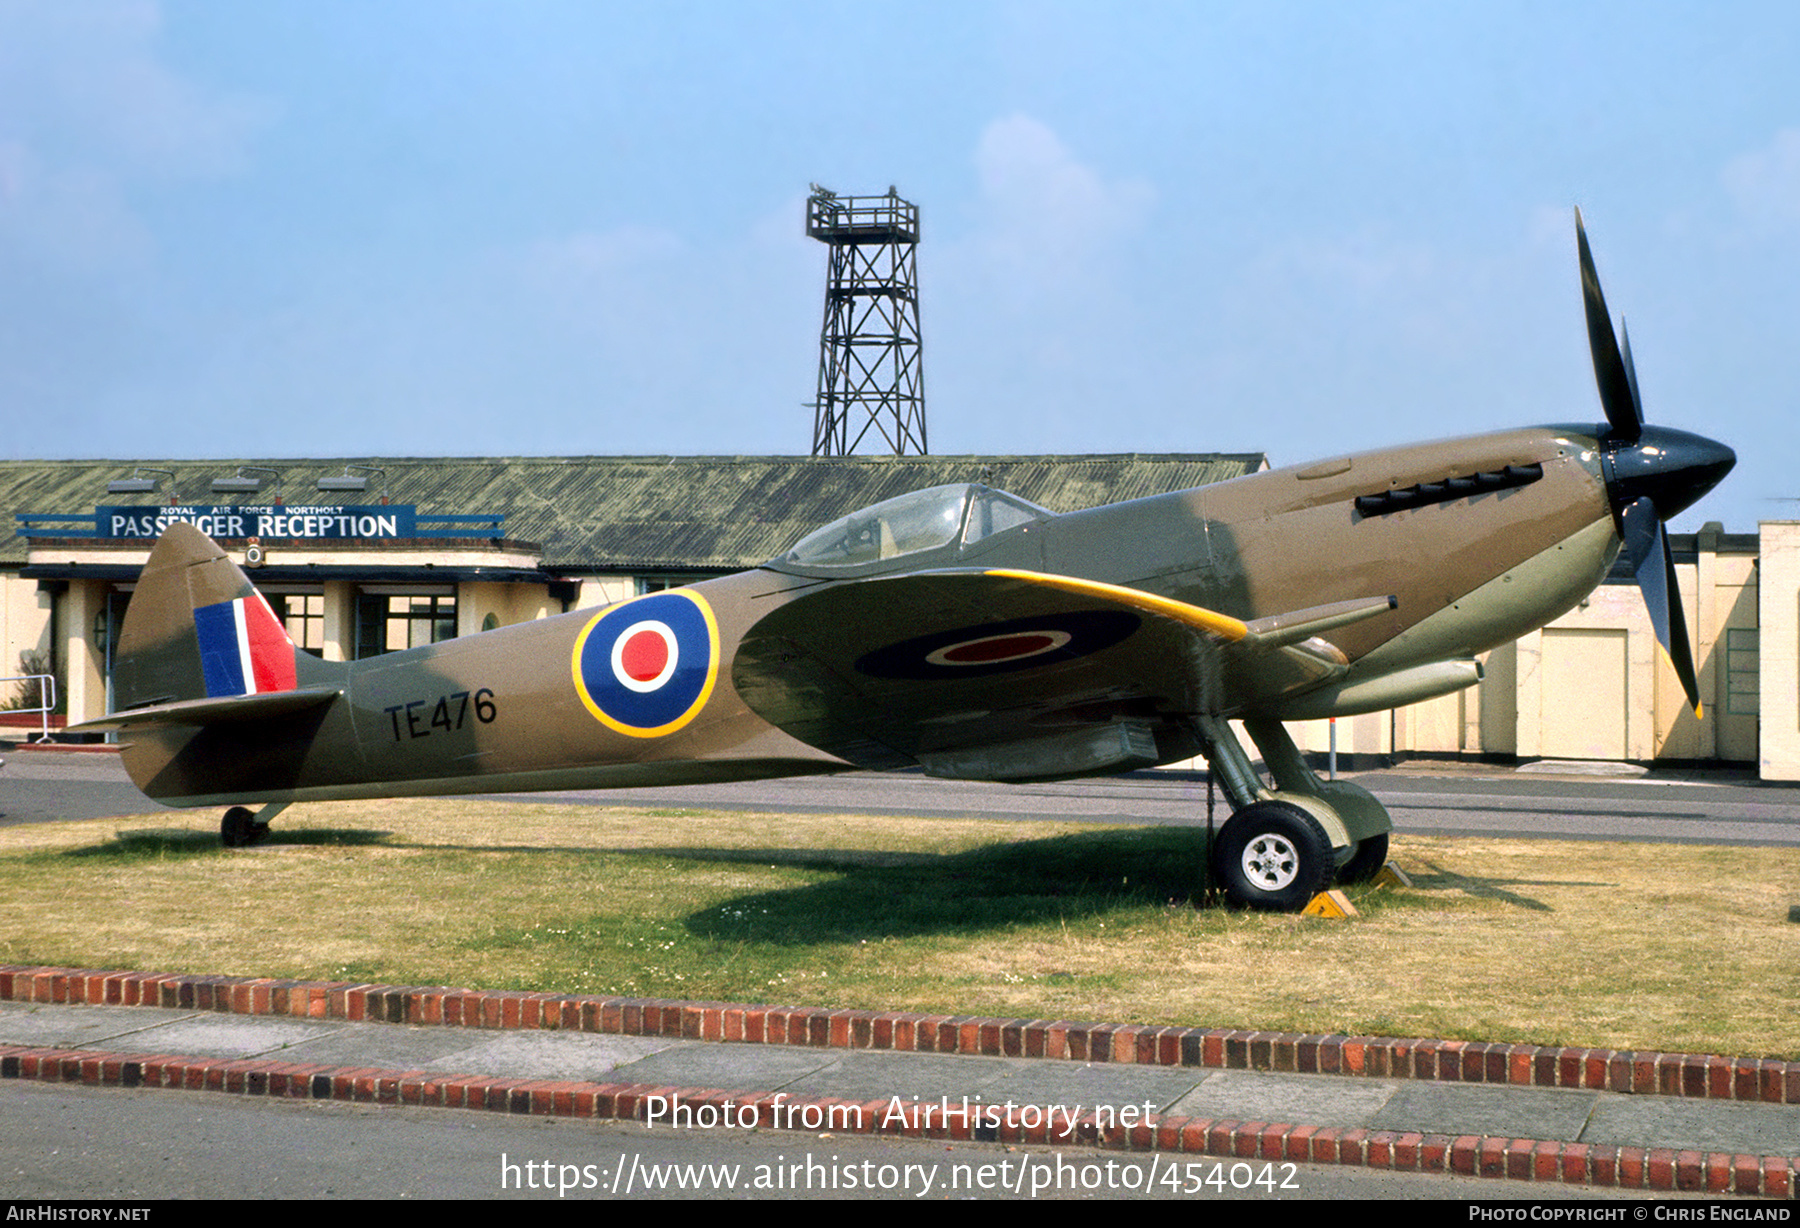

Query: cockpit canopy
[{"left": 769, "top": 483, "right": 1050, "bottom": 576}]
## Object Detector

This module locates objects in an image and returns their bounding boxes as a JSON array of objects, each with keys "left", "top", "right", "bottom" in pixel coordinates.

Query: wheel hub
[{"left": 1241, "top": 834, "right": 1299, "bottom": 891}]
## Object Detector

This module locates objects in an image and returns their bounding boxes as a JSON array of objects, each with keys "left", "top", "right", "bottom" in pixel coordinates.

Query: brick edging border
[
  {"left": 3, "top": 965, "right": 1796, "bottom": 1197},
  {"left": 6, "top": 964, "right": 1797, "bottom": 1106}
]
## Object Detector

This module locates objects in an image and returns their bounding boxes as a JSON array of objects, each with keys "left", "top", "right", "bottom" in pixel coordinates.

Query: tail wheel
[
  {"left": 1212, "top": 800, "right": 1334, "bottom": 911},
  {"left": 1335, "top": 831, "right": 1390, "bottom": 885},
  {"left": 220, "top": 806, "right": 267, "bottom": 848}
]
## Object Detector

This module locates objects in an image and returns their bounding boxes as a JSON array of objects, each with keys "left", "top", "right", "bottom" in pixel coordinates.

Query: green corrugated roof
[{"left": 3, "top": 454, "right": 1265, "bottom": 571}]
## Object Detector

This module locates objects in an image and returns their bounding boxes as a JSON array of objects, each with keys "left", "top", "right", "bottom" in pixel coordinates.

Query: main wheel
[
  {"left": 220, "top": 807, "right": 267, "bottom": 848},
  {"left": 1335, "top": 831, "right": 1390, "bottom": 885},
  {"left": 1211, "top": 801, "right": 1334, "bottom": 911}
]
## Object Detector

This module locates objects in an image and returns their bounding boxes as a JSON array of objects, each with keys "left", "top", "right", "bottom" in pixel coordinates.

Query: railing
[
  {"left": 13, "top": 514, "right": 100, "bottom": 538},
  {"left": 0, "top": 674, "right": 57, "bottom": 743},
  {"left": 807, "top": 191, "right": 920, "bottom": 243},
  {"left": 413, "top": 514, "right": 506, "bottom": 537}
]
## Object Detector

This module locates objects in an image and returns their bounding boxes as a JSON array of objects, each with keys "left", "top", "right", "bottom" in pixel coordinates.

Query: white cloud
[
  {"left": 1722, "top": 129, "right": 1800, "bottom": 232},
  {"left": 0, "top": 137, "right": 152, "bottom": 272},
  {"left": 0, "top": 0, "right": 269, "bottom": 276},
  {"left": 963, "top": 113, "right": 1156, "bottom": 300},
  {"left": 508, "top": 225, "right": 688, "bottom": 314},
  {"left": 0, "top": 1, "right": 266, "bottom": 176},
  {"left": 920, "top": 114, "right": 1163, "bottom": 446}
]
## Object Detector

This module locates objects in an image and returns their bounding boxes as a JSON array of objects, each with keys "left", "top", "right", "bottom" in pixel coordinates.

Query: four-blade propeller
[{"left": 1576, "top": 209, "right": 1734, "bottom": 716}]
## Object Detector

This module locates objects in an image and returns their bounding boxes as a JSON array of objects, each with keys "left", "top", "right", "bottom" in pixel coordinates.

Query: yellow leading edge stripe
[{"left": 983, "top": 569, "right": 1250, "bottom": 642}]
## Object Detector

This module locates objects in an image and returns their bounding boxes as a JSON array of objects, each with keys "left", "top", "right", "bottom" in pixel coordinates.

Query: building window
[
  {"left": 1725, "top": 626, "right": 1759, "bottom": 717},
  {"left": 635, "top": 573, "right": 725, "bottom": 596},
  {"left": 269, "top": 592, "right": 326, "bottom": 657},
  {"left": 355, "top": 590, "right": 457, "bottom": 659}
]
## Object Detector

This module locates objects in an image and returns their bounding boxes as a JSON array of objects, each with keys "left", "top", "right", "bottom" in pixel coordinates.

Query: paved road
[
  {"left": 0, "top": 1078, "right": 1582, "bottom": 1201},
  {"left": 508, "top": 763, "right": 1800, "bottom": 847},
  {"left": 0, "top": 751, "right": 173, "bottom": 826},
  {"left": 6, "top": 747, "right": 1800, "bottom": 847}
]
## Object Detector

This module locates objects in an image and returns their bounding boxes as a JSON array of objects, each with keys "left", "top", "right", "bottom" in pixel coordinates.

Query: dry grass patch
[{"left": 0, "top": 800, "right": 1794, "bottom": 1058}]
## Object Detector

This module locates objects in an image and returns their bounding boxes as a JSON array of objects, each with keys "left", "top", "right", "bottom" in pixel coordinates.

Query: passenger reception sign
[{"left": 98, "top": 505, "right": 417, "bottom": 540}]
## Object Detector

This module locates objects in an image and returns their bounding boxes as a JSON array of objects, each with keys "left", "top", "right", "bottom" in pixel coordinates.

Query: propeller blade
[
  {"left": 1576, "top": 208, "right": 1644, "bottom": 442},
  {"left": 1619, "top": 496, "right": 1703, "bottom": 715},
  {"left": 1620, "top": 321, "right": 1643, "bottom": 424}
]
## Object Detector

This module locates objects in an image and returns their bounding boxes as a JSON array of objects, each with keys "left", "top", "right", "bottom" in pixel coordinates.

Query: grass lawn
[{"left": 1, "top": 799, "right": 1795, "bottom": 1058}]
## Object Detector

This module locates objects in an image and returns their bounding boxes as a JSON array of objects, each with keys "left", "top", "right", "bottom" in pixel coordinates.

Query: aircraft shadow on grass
[
  {"left": 674, "top": 828, "right": 1219, "bottom": 943},
  {"left": 59, "top": 827, "right": 394, "bottom": 859}
]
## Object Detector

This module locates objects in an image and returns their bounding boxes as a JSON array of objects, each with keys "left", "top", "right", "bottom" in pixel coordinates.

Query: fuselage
[{"left": 121, "top": 421, "right": 1723, "bottom": 808}]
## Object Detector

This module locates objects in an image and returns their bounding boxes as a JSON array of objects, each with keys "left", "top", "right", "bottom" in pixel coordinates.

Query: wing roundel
[{"left": 853, "top": 608, "right": 1142, "bottom": 680}]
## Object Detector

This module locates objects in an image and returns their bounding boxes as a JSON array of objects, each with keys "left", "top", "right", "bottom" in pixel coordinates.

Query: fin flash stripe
[{"left": 194, "top": 594, "right": 296, "bottom": 697}]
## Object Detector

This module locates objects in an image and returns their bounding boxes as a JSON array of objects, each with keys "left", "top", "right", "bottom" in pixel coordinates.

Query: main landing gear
[
  {"left": 220, "top": 802, "right": 287, "bottom": 848},
  {"left": 1189, "top": 714, "right": 1393, "bottom": 911}
]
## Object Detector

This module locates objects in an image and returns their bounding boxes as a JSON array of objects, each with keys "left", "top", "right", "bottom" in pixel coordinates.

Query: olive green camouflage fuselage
[{"left": 110, "top": 423, "right": 1621, "bottom": 808}]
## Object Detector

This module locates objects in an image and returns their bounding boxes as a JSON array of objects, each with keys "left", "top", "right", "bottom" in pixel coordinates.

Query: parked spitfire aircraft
[{"left": 81, "top": 214, "right": 1733, "bottom": 910}]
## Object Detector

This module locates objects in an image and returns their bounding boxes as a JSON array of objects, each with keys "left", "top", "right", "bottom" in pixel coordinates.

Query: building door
[
  {"left": 1539, "top": 627, "right": 1629, "bottom": 760},
  {"left": 96, "top": 590, "right": 132, "bottom": 720}
]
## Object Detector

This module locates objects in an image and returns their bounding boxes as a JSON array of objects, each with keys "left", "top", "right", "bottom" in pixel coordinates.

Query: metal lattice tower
[{"left": 807, "top": 185, "right": 927, "bottom": 456}]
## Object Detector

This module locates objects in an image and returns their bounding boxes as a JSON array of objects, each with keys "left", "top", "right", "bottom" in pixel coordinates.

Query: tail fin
[{"left": 96, "top": 523, "right": 344, "bottom": 724}]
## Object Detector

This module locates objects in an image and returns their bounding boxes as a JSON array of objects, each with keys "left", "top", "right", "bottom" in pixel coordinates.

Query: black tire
[
  {"left": 221, "top": 807, "right": 261, "bottom": 848},
  {"left": 1335, "top": 831, "right": 1390, "bottom": 885},
  {"left": 1211, "top": 801, "right": 1334, "bottom": 911}
]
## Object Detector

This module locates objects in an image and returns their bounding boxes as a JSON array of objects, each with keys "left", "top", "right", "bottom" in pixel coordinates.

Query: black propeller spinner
[{"left": 1576, "top": 208, "right": 1735, "bottom": 715}]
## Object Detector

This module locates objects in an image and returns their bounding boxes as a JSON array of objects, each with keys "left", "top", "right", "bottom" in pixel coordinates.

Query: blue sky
[{"left": 3, "top": 0, "right": 1796, "bottom": 531}]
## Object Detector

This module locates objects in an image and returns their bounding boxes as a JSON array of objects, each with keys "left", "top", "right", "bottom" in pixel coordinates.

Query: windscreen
[{"left": 783, "top": 484, "right": 973, "bottom": 567}]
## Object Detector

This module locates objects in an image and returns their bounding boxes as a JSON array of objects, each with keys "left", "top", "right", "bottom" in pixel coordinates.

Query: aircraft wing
[{"left": 732, "top": 568, "right": 1393, "bottom": 780}]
